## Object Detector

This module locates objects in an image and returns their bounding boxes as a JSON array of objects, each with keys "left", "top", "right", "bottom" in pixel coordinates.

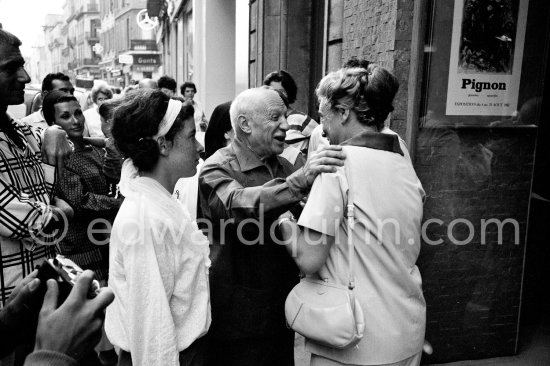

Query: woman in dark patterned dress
[{"left": 42, "top": 90, "right": 122, "bottom": 282}]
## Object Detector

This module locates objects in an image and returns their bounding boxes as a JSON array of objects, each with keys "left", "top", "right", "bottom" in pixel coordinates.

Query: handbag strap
[{"left": 344, "top": 155, "right": 356, "bottom": 290}]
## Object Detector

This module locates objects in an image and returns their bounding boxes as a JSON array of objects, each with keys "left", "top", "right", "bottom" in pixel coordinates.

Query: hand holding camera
[{"left": 34, "top": 270, "right": 114, "bottom": 360}]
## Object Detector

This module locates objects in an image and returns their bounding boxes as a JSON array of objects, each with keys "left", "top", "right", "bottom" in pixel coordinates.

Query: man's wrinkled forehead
[{"left": 255, "top": 89, "right": 286, "bottom": 115}]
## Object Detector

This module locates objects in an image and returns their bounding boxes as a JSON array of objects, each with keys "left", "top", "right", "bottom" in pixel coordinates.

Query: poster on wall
[{"left": 446, "top": 0, "right": 529, "bottom": 116}]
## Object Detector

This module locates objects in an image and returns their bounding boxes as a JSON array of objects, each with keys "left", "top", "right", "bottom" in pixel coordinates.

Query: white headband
[{"left": 153, "top": 99, "right": 183, "bottom": 139}]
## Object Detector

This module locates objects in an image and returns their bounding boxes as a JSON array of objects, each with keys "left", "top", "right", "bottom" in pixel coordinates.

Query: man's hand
[
  {"left": 302, "top": 145, "right": 345, "bottom": 186},
  {"left": 0, "top": 271, "right": 43, "bottom": 357},
  {"left": 34, "top": 270, "right": 115, "bottom": 360},
  {"left": 41, "top": 126, "right": 72, "bottom": 178}
]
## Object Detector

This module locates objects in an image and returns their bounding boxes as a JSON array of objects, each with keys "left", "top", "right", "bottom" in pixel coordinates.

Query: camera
[{"left": 36, "top": 255, "right": 101, "bottom": 302}]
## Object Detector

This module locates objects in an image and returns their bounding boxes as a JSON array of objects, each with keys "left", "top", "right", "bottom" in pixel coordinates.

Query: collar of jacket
[{"left": 340, "top": 130, "right": 404, "bottom": 156}]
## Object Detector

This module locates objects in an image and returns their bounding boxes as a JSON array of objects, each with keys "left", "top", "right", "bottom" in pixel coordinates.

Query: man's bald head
[
  {"left": 138, "top": 78, "right": 158, "bottom": 89},
  {"left": 229, "top": 87, "right": 286, "bottom": 136},
  {"left": 229, "top": 87, "right": 289, "bottom": 158}
]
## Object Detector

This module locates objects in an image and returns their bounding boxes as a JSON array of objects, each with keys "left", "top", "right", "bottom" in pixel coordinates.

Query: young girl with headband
[{"left": 105, "top": 89, "right": 210, "bottom": 366}]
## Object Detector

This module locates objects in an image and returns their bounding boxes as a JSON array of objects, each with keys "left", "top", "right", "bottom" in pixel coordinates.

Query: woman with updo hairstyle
[
  {"left": 279, "top": 61, "right": 427, "bottom": 366},
  {"left": 105, "top": 89, "right": 211, "bottom": 366}
]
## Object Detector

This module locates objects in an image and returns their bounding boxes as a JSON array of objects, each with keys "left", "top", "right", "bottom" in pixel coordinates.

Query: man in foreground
[{"left": 199, "top": 87, "right": 345, "bottom": 365}]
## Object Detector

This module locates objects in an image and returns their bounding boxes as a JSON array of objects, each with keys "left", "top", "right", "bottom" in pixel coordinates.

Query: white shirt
[
  {"left": 83, "top": 106, "right": 105, "bottom": 138},
  {"left": 21, "top": 109, "right": 49, "bottom": 131},
  {"left": 106, "top": 161, "right": 211, "bottom": 366}
]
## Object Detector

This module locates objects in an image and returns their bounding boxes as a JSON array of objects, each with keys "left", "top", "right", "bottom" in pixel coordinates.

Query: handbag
[{"left": 284, "top": 162, "right": 365, "bottom": 349}]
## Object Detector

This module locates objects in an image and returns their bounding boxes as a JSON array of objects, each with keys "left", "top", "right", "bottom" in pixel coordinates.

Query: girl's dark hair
[
  {"left": 262, "top": 70, "right": 297, "bottom": 104},
  {"left": 98, "top": 98, "right": 122, "bottom": 120},
  {"left": 205, "top": 101, "right": 232, "bottom": 159},
  {"left": 42, "top": 90, "right": 78, "bottom": 125},
  {"left": 111, "top": 89, "right": 194, "bottom": 172}
]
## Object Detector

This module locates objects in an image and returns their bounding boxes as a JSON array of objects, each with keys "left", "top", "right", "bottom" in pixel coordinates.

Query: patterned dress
[
  {"left": 0, "top": 120, "right": 55, "bottom": 307},
  {"left": 55, "top": 143, "right": 122, "bottom": 281}
]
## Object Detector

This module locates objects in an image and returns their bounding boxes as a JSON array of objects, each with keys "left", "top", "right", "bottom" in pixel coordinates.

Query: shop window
[{"left": 415, "top": 0, "right": 550, "bottom": 363}]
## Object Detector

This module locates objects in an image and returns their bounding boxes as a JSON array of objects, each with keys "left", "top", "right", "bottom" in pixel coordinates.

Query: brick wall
[
  {"left": 415, "top": 128, "right": 535, "bottom": 362},
  {"left": 340, "top": 0, "right": 413, "bottom": 138}
]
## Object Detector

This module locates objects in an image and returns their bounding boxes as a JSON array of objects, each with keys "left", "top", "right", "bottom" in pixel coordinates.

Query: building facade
[
  {"left": 98, "top": 0, "right": 160, "bottom": 87},
  {"left": 149, "top": 0, "right": 248, "bottom": 116},
  {"left": 43, "top": 15, "right": 66, "bottom": 75},
  {"left": 65, "top": 0, "right": 102, "bottom": 79}
]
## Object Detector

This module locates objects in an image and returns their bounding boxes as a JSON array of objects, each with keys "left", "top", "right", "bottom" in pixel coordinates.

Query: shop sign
[
  {"left": 446, "top": 0, "right": 529, "bottom": 116},
  {"left": 135, "top": 65, "right": 157, "bottom": 72},
  {"left": 119, "top": 54, "right": 134, "bottom": 64},
  {"left": 134, "top": 54, "right": 160, "bottom": 65}
]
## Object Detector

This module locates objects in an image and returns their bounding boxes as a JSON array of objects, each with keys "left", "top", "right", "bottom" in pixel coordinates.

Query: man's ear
[
  {"left": 157, "top": 136, "right": 172, "bottom": 157},
  {"left": 237, "top": 114, "right": 251, "bottom": 134}
]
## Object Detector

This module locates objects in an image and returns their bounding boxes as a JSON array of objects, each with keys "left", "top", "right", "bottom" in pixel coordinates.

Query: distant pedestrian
[
  {"left": 83, "top": 82, "right": 113, "bottom": 137},
  {"left": 21, "top": 72, "right": 75, "bottom": 130},
  {"left": 181, "top": 81, "right": 208, "bottom": 132},
  {"left": 158, "top": 75, "right": 177, "bottom": 97}
]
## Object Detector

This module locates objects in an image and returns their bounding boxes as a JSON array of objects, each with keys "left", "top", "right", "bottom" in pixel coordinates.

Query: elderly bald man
[
  {"left": 199, "top": 87, "right": 345, "bottom": 366},
  {"left": 138, "top": 78, "right": 158, "bottom": 89}
]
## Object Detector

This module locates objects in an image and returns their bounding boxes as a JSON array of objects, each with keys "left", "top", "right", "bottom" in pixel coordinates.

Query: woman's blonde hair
[{"left": 316, "top": 62, "right": 399, "bottom": 129}]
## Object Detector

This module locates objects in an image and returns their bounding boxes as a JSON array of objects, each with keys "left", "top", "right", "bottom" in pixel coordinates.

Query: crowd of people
[{"left": 1, "top": 27, "right": 427, "bottom": 366}]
